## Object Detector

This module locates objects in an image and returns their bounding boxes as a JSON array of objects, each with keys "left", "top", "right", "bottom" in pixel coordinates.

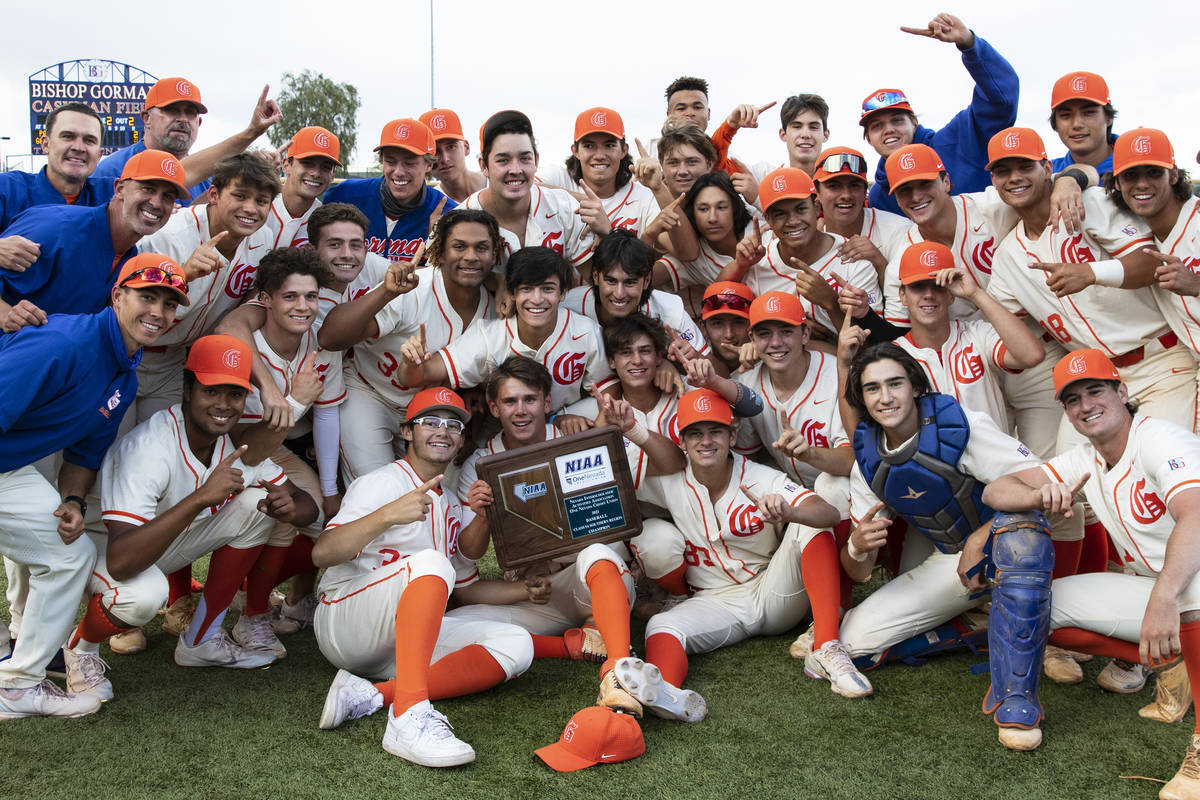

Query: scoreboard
[{"left": 29, "top": 60, "right": 157, "bottom": 156}]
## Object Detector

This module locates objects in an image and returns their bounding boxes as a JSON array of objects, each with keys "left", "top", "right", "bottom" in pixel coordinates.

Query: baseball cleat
[
  {"left": 382, "top": 700, "right": 475, "bottom": 768},
  {"left": 274, "top": 594, "right": 318, "bottom": 634},
  {"left": 174, "top": 631, "right": 276, "bottom": 669},
  {"left": 319, "top": 669, "right": 384, "bottom": 730},
  {"left": 1098, "top": 659, "right": 1150, "bottom": 693},
  {"left": 611, "top": 657, "right": 706, "bottom": 722},
  {"left": 789, "top": 623, "right": 815, "bottom": 661},
  {"left": 1160, "top": 733, "right": 1200, "bottom": 800},
  {"left": 997, "top": 725, "right": 1043, "bottom": 751},
  {"left": 804, "top": 640, "right": 874, "bottom": 698},
  {"left": 1141, "top": 660, "right": 1192, "bottom": 724},
  {"left": 108, "top": 627, "right": 147, "bottom": 655},
  {"left": 563, "top": 624, "right": 607, "bottom": 664},
  {"left": 596, "top": 669, "right": 643, "bottom": 718},
  {"left": 162, "top": 596, "right": 198, "bottom": 636},
  {"left": 63, "top": 648, "right": 114, "bottom": 703},
  {"left": 1042, "top": 645, "right": 1084, "bottom": 685},
  {"left": 232, "top": 613, "right": 288, "bottom": 659},
  {"left": 0, "top": 679, "right": 102, "bottom": 720}
]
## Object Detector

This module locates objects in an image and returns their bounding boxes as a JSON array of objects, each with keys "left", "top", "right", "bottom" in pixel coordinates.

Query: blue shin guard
[{"left": 981, "top": 512, "right": 1053, "bottom": 730}]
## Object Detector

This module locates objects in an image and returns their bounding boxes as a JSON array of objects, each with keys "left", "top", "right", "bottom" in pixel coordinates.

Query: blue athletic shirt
[
  {"left": 0, "top": 167, "right": 115, "bottom": 233},
  {"left": 1051, "top": 133, "right": 1117, "bottom": 179},
  {"left": 323, "top": 179, "right": 455, "bottom": 261}
]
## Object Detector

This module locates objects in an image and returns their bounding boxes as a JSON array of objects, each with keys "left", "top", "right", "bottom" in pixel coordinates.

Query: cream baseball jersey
[
  {"left": 100, "top": 404, "right": 285, "bottom": 530},
  {"left": 636, "top": 454, "right": 816, "bottom": 591},
  {"left": 137, "top": 204, "right": 274, "bottom": 348},
  {"left": 1150, "top": 196, "right": 1200, "bottom": 355},
  {"left": 240, "top": 328, "right": 346, "bottom": 436},
  {"left": 987, "top": 190, "right": 1165, "bottom": 357},
  {"left": 1042, "top": 416, "right": 1200, "bottom": 576},
  {"left": 882, "top": 188, "right": 1019, "bottom": 325},
  {"left": 263, "top": 195, "right": 321, "bottom": 249},
  {"left": 895, "top": 320, "right": 1011, "bottom": 429},
  {"left": 563, "top": 285, "right": 709, "bottom": 355},
  {"left": 457, "top": 424, "right": 563, "bottom": 500},
  {"left": 318, "top": 458, "right": 479, "bottom": 591},
  {"left": 861, "top": 207, "right": 914, "bottom": 262},
  {"left": 655, "top": 236, "right": 737, "bottom": 291},
  {"left": 439, "top": 310, "right": 615, "bottom": 412},
  {"left": 460, "top": 184, "right": 594, "bottom": 269},
  {"left": 537, "top": 168, "right": 661, "bottom": 236},
  {"left": 734, "top": 350, "right": 849, "bottom": 488},
  {"left": 315, "top": 252, "right": 388, "bottom": 328}
]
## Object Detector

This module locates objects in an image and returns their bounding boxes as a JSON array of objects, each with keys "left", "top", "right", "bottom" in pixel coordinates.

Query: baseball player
[
  {"left": 836, "top": 342, "right": 1051, "bottom": 749},
  {"left": 318, "top": 208, "right": 499, "bottom": 480},
  {"left": 726, "top": 94, "right": 832, "bottom": 211},
  {"left": 0, "top": 150, "right": 188, "bottom": 333},
  {"left": 634, "top": 124, "right": 718, "bottom": 213},
  {"left": 649, "top": 77, "right": 765, "bottom": 180},
  {"left": 66, "top": 334, "right": 317, "bottom": 693},
  {"left": 458, "top": 110, "right": 600, "bottom": 275},
  {"left": 92, "top": 77, "right": 282, "bottom": 203},
  {"left": 982, "top": 349, "right": 1200, "bottom": 798},
  {"left": 419, "top": 109, "right": 487, "bottom": 204},
  {"left": 264, "top": 126, "right": 341, "bottom": 249},
  {"left": 323, "top": 118, "right": 454, "bottom": 263},
  {"left": 395, "top": 246, "right": 616, "bottom": 415},
  {"left": 629, "top": 389, "right": 869, "bottom": 699},
  {"left": 1049, "top": 72, "right": 1118, "bottom": 177},
  {"left": 0, "top": 253, "right": 187, "bottom": 718},
  {"left": 860, "top": 13, "right": 1018, "bottom": 214},
  {"left": 699, "top": 281, "right": 755, "bottom": 376},
  {"left": 312, "top": 387, "right": 535, "bottom": 767}
]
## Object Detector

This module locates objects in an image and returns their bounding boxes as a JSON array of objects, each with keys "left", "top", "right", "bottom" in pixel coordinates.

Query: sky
[{"left": 1, "top": 0, "right": 1198, "bottom": 178}]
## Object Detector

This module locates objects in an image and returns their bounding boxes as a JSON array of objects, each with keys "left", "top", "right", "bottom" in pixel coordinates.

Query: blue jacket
[
  {"left": 93, "top": 141, "right": 211, "bottom": 202},
  {"left": 0, "top": 308, "right": 140, "bottom": 471},
  {"left": 0, "top": 167, "right": 114, "bottom": 233},
  {"left": 1051, "top": 133, "right": 1117, "bottom": 179},
  {"left": 323, "top": 179, "right": 455, "bottom": 261},
  {"left": 868, "top": 35, "right": 1019, "bottom": 215}
]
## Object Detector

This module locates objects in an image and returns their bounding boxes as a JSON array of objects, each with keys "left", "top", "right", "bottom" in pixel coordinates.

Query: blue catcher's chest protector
[{"left": 854, "top": 393, "right": 993, "bottom": 553}]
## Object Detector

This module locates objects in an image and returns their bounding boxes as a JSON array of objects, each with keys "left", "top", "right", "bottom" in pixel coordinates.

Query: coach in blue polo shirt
[
  {"left": 0, "top": 253, "right": 188, "bottom": 720},
  {"left": 0, "top": 149, "right": 188, "bottom": 333}
]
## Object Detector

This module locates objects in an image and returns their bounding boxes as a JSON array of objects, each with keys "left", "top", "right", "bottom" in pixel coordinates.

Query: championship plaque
[{"left": 475, "top": 426, "right": 642, "bottom": 569}]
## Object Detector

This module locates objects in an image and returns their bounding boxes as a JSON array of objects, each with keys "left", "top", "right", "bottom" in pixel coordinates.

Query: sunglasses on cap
[
  {"left": 818, "top": 152, "right": 867, "bottom": 176},
  {"left": 701, "top": 293, "right": 752, "bottom": 314},
  {"left": 862, "top": 91, "right": 908, "bottom": 113},
  {"left": 411, "top": 416, "right": 466, "bottom": 433},
  {"left": 120, "top": 266, "right": 187, "bottom": 292}
]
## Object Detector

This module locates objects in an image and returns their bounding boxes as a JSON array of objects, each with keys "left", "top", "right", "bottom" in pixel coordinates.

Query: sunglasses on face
[{"left": 120, "top": 266, "right": 186, "bottom": 292}]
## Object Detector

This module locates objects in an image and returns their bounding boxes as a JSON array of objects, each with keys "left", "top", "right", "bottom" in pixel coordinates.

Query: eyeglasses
[
  {"left": 818, "top": 152, "right": 867, "bottom": 177},
  {"left": 120, "top": 266, "right": 186, "bottom": 292},
  {"left": 411, "top": 416, "right": 466, "bottom": 433},
  {"left": 861, "top": 91, "right": 909, "bottom": 113},
  {"left": 701, "top": 293, "right": 752, "bottom": 314}
]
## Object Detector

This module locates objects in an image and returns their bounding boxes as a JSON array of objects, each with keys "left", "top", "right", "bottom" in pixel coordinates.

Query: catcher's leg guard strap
[{"left": 983, "top": 513, "right": 1054, "bottom": 728}]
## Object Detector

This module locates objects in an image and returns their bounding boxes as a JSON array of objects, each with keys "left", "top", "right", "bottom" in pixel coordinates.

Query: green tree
[{"left": 269, "top": 70, "right": 360, "bottom": 172}]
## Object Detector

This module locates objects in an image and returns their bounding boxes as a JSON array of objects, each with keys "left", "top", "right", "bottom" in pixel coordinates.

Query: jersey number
[
  {"left": 376, "top": 352, "right": 411, "bottom": 391},
  {"left": 1041, "top": 314, "right": 1072, "bottom": 345},
  {"left": 683, "top": 542, "right": 715, "bottom": 567}
]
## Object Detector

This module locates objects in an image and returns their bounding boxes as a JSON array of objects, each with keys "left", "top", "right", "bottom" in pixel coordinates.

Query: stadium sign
[{"left": 29, "top": 60, "right": 157, "bottom": 156}]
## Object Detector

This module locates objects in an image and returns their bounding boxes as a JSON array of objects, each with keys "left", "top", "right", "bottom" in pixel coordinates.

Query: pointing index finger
[
  {"left": 862, "top": 501, "right": 886, "bottom": 521},
  {"left": 206, "top": 230, "right": 229, "bottom": 248},
  {"left": 416, "top": 474, "right": 444, "bottom": 494},
  {"left": 739, "top": 483, "right": 763, "bottom": 506},
  {"left": 635, "top": 138, "right": 650, "bottom": 159},
  {"left": 222, "top": 444, "right": 249, "bottom": 466},
  {"left": 899, "top": 24, "right": 935, "bottom": 36},
  {"left": 756, "top": 100, "right": 777, "bottom": 114}
]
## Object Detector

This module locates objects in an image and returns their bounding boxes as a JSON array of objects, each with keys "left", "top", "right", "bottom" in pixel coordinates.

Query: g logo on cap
[
  {"left": 160, "top": 157, "right": 178, "bottom": 177},
  {"left": 562, "top": 722, "right": 578, "bottom": 743},
  {"left": 772, "top": 175, "right": 787, "bottom": 192},
  {"left": 222, "top": 349, "right": 241, "bottom": 369},
  {"left": 1002, "top": 131, "right": 1021, "bottom": 150},
  {"left": 314, "top": 131, "right": 331, "bottom": 148},
  {"left": 430, "top": 115, "right": 447, "bottom": 131},
  {"left": 1067, "top": 353, "right": 1087, "bottom": 375},
  {"left": 158, "top": 259, "right": 175, "bottom": 272},
  {"left": 694, "top": 395, "right": 712, "bottom": 413},
  {"left": 874, "top": 91, "right": 890, "bottom": 104},
  {"left": 1133, "top": 135, "right": 1153, "bottom": 155},
  {"left": 1071, "top": 75, "right": 1088, "bottom": 92},
  {"left": 919, "top": 249, "right": 938, "bottom": 268},
  {"left": 898, "top": 152, "right": 916, "bottom": 171},
  {"left": 764, "top": 295, "right": 782, "bottom": 314},
  {"left": 437, "top": 388, "right": 454, "bottom": 404},
  {"left": 176, "top": 80, "right": 193, "bottom": 96},
  {"left": 591, "top": 111, "right": 607, "bottom": 127},
  {"left": 395, "top": 123, "right": 410, "bottom": 140}
]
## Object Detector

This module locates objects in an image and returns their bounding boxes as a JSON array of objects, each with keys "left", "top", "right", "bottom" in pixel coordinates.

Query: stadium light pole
[{"left": 429, "top": 0, "right": 435, "bottom": 108}]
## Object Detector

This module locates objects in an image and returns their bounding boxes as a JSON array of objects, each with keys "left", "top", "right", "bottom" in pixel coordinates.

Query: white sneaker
[
  {"left": 319, "top": 669, "right": 384, "bottom": 730},
  {"left": 611, "top": 656, "right": 707, "bottom": 722},
  {"left": 1098, "top": 659, "right": 1150, "bottom": 693},
  {"left": 174, "top": 631, "right": 277, "bottom": 669},
  {"left": 232, "top": 613, "right": 287, "bottom": 659},
  {"left": 64, "top": 648, "right": 113, "bottom": 702},
  {"left": 274, "top": 594, "right": 318, "bottom": 634},
  {"left": 0, "top": 679, "right": 102, "bottom": 720},
  {"left": 804, "top": 639, "right": 874, "bottom": 698},
  {"left": 381, "top": 700, "right": 475, "bottom": 767}
]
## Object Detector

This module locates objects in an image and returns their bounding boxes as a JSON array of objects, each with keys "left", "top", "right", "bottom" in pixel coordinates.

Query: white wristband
[
  {"left": 1091, "top": 259, "right": 1124, "bottom": 288},
  {"left": 847, "top": 539, "right": 870, "bottom": 563},
  {"left": 286, "top": 395, "right": 307, "bottom": 417},
  {"left": 625, "top": 422, "right": 650, "bottom": 446}
]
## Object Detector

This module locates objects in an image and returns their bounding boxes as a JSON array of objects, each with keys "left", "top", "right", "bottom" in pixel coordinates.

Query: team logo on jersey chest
[
  {"left": 552, "top": 351, "right": 586, "bottom": 385},
  {"left": 541, "top": 231, "right": 564, "bottom": 254},
  {"left": 1130, "top": 477, "right": 1166, "bottom": 524},
  {"left": 971, "top": 237, "right": 995, "bottom": 274},
  {"left": 98, "top": 388, "right": 123, "bottom": 419},
  {"left": 800, "top": 419, "right": 829, "bottom": 448},
  {"left": 951, "top": 344, "right": 985, "bottom": 384},
  {"left": 224, "top": 261, "right": 257, "bottom": 299},
  {"left": 1059, "top": 235, "right": 1096, "bottom": 263},
  {"left": 728, "top": 504, "right": 765, "bottom": 537}
]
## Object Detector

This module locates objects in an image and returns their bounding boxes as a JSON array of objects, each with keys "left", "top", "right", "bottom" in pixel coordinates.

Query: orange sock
[
  {"left": 1077, "top": 523, "right": 1109, "bottom": 574},
  {"left": 654, "top": 563, "right": 689, "bottom": 597},
  {"left": 1052, "top": 539, "right": 1083, "bottom": 579},
  {"left": 585, "top": 561, "right": 631, "bottom": 675},
  {"left": 166, "top": 565, "right": 194, "bottom": 606},
  {"left": 646, "top": 632, "right": 688, "bottom": 687},
  {"left": 1178, "top": 620, "right": 1200, "bottom": 734},
  {"left": 70, "top": 594, "right": 131, "bottom": 648},
  {"left": 391, "top": 574, "right": 449, "bottom": 716},
  {"left": 801, "top": 531, "right": 841, "bottom": 648},
  {"left": 1049, "top": 627, "right": 1140, "bottom": 662},
  {"left": 428, "top": 644, "right": 508, "bottom": 699},
  {"left": 531, "top": 635, "right": 570, "bottom": 659},
  {"left": 373, "top": 679, "right": 395, "bottom": 706}
]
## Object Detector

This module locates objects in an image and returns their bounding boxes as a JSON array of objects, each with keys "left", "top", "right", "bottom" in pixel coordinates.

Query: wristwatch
[{"left": 63, "top": 495, "right": 88, "bottom": 516}]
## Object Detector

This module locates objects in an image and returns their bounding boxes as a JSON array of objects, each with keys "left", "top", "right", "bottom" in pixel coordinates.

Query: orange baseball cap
[
  {"left": 676, "top": 388, "right": 734, "bottom": 431},
  {"left": 1053, "top": 348, "right": 1121, "bottom": 399},
  {"left": 419, "top": 109, "right": 467, "bottom": 142},
  {"left": 144, "top": 77, "right": 207, "bottom": 114},
  {"left": 1113, "top": 128, "right": 1175, "bottom": 176},
  {"left": 860, "top": 89, "right": 913, "bottom": 124},
  {"left": 375, "top": 119, "right": 435, "bottom": 156},
  {"left": 185, "top": 334, "right": 253, "bottom": 389},
  {"left": 898, "top": 241, "right": 955, "bottom": 285},
  {"left": 120, "top": 149, "right": 189, "bottom": 202},
  {"left": 885, "top": 144, "right": 946, "bottom": 193},
  {"left": 574, "top": 107, "right": 625, "bottom": 142},
  {"left": 534, "top": 707, "right": 645, "bottom": 772},
  {"left": 116, "top": 252, "right": 189, "bottom": 306},
  {"left": 288, "top": 126, "right": 341, "bottom": 165},
  {"left": 701, "top": 281, "right": 754, "bottom": 321},
  {"left": 405, "top": 386, "right": 469, "bottom": 423},
  {"left": 1051, "top": 72, "right": 1110, "bottom": 110},
  {"left": 986, "top": 127, "right": 1048, "bottom": 170},
  {"left": 758, "top": 168, "right": 816, "bottom": 213},
  {"left": 814, "top": 146, "right": 868, "bottom": 183},
  {"left": 749, "top": 291, "right": 806, "bottom": 329}
]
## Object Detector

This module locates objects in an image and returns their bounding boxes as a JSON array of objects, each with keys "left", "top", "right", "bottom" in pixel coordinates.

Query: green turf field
[{"left": 0, "top": 556, "right": 1188, "bottom": 800}]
